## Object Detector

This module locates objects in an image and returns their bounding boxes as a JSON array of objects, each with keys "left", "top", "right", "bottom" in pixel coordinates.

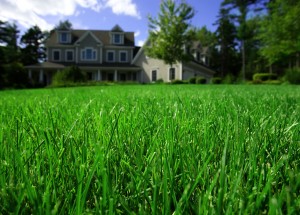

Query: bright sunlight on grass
[{"left": 0, "top": 85, "right": 299, "bottom": 214}]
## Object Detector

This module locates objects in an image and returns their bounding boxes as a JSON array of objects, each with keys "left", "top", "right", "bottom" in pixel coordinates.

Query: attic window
[
  {"left": 59, "top": 32, "right": 70, "bottom": 43},
  {"left": 112, "top": 33, "right": 123, "bottom": 44}
]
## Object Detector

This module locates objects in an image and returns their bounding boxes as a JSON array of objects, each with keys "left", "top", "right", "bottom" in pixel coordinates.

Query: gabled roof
[
  {"left": 111, "top": 24, "right": 124, "bottom": 32},
  {"left": 74, "top": 31, "right": 103, "bottom": 45},
  {"left": 46, "top": 29, "right": 135, "bottom": 47}
]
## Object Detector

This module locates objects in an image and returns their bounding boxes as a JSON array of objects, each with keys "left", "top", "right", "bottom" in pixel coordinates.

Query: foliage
[
  {"left": 20, "top": 25, "right": 47, "bottom": 65},
  {"left": 253, "top": 73, "right": 277, "bottom": 81},
  {"left": 0, "top": 85, "right": 299, "bottom": 213},
  {"left": 258, "top": 0, "right": 300, "bottom": 67},
  {"left": 55, "top": 20, "right": 73, "bottom": 30},
  {"left": 211, "top": 77, "right": 223, "bottom": 84},
  {"left": 155, "top": 78, "right": 164, "bottom": 84},
  {"left": 146, "top": 0, "right": 194, "bottom": 66},
  {"left": 1, "top": 62, "right": 28, "bottom": 88},
  {"left": 189, "top": 77, "right": 196, "bottom": 84},
  {"left": 285, "top": 68, "right": 300, "bottom": 84},
  {"left": 171, "top": 79, "right": 185, "bottom": 84},
  {"left": 196, "top": 77, "right": 206, "bottom": 84},
  {"left": 222, "top": 73, "right": 235, "bottom": 84},
  {"left": 214, "top": 8, "right": 240, "bottom": 77},
  {"left": 52, "top": 66, "right": 87, "bottom": 86}
]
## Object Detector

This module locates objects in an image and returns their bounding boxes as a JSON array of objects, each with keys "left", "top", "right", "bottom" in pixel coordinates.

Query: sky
[{"left": 0, "top": 0, "right": 223, "bottom": 46}]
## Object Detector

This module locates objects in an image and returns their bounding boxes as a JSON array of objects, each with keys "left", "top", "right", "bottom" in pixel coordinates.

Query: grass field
[{"left": 0, "top": 85, "right": 299, "bottom": 214}]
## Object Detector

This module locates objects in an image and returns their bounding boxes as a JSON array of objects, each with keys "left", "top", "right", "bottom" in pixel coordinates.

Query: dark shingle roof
[{"left": 46, "top": 29, "right": 135, "bottom": 47}]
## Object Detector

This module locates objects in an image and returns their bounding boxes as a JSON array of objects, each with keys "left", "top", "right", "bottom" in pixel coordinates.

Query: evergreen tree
[{"left": 21, "top": 25, "right": 46, "bottom": 65}]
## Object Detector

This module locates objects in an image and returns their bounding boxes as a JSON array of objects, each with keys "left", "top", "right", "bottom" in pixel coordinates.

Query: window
[
  {"left": 196, "top": 52, "right": 201, "bottom": 62},
  {"left": 53, "top": 50, "right": 60, "bottom": 61},
  {"left": 169, "top": 68, "right": 175, "bottom": 80},
  {"left": 152, "top": 70, "right": 157, "bottom": 82},
  {"left": 81, "top": 48, "right": 97, "bottom": 61},
  {"left": 112, "top": 33, "right": 123, "bottom": 44},
  {"left": 66, "top": 50, "right": 74, "bottom": 61},
  {"left": 119, "top": 51, "right": 127, "bottom": 62},
  {"left": 59, "top": 32, "right": 70, "bottom": 43},
  {"left": 107, "top": 51, "right": 115, "bottom": 62}
]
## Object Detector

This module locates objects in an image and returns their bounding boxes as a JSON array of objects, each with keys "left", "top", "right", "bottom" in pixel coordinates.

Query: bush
[
  {"left": 285, "top": 68, "right": 300, "bottom": 84},
  {"left": 189, "top": 77, "right": 196, "bottom": 84},
  {"left": 222, "top": 74, "right": 235, "bottom": 84},
  {"left": 52, "top": 66, "right": 87, "bottom": 86},
  {"left": 155, "top": 78, "right": 164, "bottom": 84},
  {"left": 171, "top": 79, "right": 185, "bottom": 84},
  {"left": 211, "top": 77, "right": 222, "bottom": 84},
  {"left": 196, "top": 77, "right": 206, "bottom": 84},
  {"left": 263, "top": 80, "right": 282, "bottom": 85},
  {"left": 253, "top": 73, "right": 277, "bottom": 81}
]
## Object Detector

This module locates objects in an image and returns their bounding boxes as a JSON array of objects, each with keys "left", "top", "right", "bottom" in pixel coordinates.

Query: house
[
  {"left": 133, "top": 40, "right": 215, "bottom": 83},
  {"left": 26, "top": 25, "right": 215, "bottom": 85}
]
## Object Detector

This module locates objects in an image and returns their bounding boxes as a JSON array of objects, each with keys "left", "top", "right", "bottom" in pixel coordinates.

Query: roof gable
[{"left": 75, "top": 31, "right": 102, "bottom": 45}]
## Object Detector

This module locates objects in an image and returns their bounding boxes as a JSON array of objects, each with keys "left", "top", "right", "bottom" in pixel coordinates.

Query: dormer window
[
  {"left": 112, "top": 33, "right": 124, "bottom": 45},
  {"left": 59, "top": 32, "right": 71, "bottom": 43}
]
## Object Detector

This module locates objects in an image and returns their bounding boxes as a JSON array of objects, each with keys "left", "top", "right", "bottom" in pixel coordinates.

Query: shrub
[
  {"left": 222, "top": 74, "right": 235, "bottom": 84},
  {"left": 189, "top": 77, "right": 196, "bottom": 84},
  {"left": 252, "top": 79, "right": 263, "bottom": 85},
  {"left": 52, "top": 66, "right": 87, "bottom": 86},
  {"left": 263, "top": 80, "right": 282, "bottom": 85},
  {"left": 196, "top": 77, "right": 206, "bottom": 84},
  {"left": 155, "top": 78, "right": 164, "bottom": 84},
  {"left": 285, "top": 68, "right": 300, "bottom": 84},
  {"left": 253, "top": 73, "right": 277, "bottom": 81},
  {"left": 211, "top": 77, "right": 222, "bottom": 84},
  {"left": 171, "top": 79, "right": 184, "bottom": 84}
]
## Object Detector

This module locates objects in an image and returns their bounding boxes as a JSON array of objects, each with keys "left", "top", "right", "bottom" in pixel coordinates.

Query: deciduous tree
[{"left": 146, "top": 0, "right": 194, "bottom": 66}]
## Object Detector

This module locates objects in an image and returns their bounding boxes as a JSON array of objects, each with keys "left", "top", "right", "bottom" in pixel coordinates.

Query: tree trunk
[
  {"left": 296, "top": 52, "right": 300, "bottom": 68},
  {"left": 241, "top": 40, "right": 246, "bottom": 81}
]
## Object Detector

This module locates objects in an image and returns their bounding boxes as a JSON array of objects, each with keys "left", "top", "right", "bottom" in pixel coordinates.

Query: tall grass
[{"left": 0, "top": 85, "right": 299, "bottom": 214}]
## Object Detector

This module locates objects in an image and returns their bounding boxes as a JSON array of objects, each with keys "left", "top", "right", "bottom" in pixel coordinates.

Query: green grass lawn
[{"left": 0, "top": 85, "right": 299, "bottom": 214}]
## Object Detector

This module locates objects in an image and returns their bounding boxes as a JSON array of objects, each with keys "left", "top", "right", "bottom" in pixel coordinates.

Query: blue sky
[{"left": 0, "top": 0, "right": 223, "bottom": 46}]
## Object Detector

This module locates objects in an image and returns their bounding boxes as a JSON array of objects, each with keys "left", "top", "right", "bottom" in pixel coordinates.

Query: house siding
[{"left": 134, "top": 49, "right": 181, "bottom": 83}]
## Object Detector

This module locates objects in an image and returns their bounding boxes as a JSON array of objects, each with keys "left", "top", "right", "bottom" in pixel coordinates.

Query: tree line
[
  {"left": 1, "top": 0, "right": 300, "bottom": 88},
  {"left": 0, "top": 21, "right": 72, "bottom": 89},
  {"left": 148, "top": 0, "right": 300, "bottom": 84}
]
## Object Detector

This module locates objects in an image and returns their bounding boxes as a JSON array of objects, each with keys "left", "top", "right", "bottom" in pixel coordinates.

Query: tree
[
  {"left": 55, "top": 20, "right": 73, "bottom": 30},
  {"left": 258, "top": 0, "right": 300, "bottom": 69},
  {"left": 214, "top": 8, "right": 240, "bottom": 78},
  {"left": 146, "top": 0, "right": 194, "bottom": 66},
  {"left": 21, "top": 25, "right": 46, "bottom": 65},
  {"left": 222, "top": 0, "right": 265, "bottom": 80}
]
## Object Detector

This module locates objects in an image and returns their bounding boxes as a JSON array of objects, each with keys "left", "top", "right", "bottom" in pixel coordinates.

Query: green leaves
[{"left": 146, "top": 0, "right": 195, "bottom": 66}]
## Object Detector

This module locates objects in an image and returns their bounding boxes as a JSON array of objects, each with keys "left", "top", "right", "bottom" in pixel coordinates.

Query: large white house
[{"left": 26, "top": 25, "right": 215, "bottom": 85}]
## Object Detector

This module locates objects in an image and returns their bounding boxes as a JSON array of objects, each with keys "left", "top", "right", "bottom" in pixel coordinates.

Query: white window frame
[
  {"left": 59, "top": 32, "right": 70, "bottom": 43},
  {"left": 65, "top": 49, "right": 74, "bottom": 62},
  {"left": 52, "top": 49, "right": 61, "bottom": 61},
  {"left": 106, "top": 50, "right": 115, "bottom": 62},
  {"left": 112, "top": 33, "right": 124, "bottom": 44},
  {"left": 119, "top": 51, "right": 128, "bottom": 62},
  {"left": 81, "top": 47, "right": 97, "bottom": 61}
]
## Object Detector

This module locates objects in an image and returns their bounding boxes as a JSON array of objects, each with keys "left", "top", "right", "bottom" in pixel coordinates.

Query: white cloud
[
  {"left": 134, "top": 30, "right": 140, "bottom": 37},
  {"left": 104, "top": 0, "right": 141, "bottom": 19},
  {"left": 137, "top": 40, "right": 145, "bottom": 47},
  {"left": 0, "top": 0, "right": 102, "bottom": 30}
]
